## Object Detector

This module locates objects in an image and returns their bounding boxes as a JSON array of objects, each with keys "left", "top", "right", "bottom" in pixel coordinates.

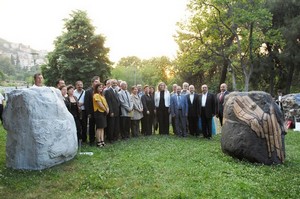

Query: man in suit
[
  {"left": 74, "top": 80, "right": 87, "bottom": 143},
  {"left": 198, "top": 84, "right": 216, "bottom": 139},
  {"left": 187, "top": 85, "right": 199, "bottom": 136},
  {"left": 84, "top": 76, "right": 100, "bottom": 145},
  {"left": 170, "top": 86, "right": 188, "bottom": 137},
  {"left": 216, "top": 83, "right": 229, "bottom": 126},
  {"left": 275, "top": 89, "right": 284, "bottom": 112},
  {"left": 118, "top": 81, "right": 133, "bottom": 139},
  {"left": 104, "top": 79, "right": 121, "bottom": 143}
]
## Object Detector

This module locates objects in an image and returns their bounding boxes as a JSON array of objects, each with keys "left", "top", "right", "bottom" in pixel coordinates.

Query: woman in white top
[{"left": 154, "top": 82, "right": 170, "bottom": 135}]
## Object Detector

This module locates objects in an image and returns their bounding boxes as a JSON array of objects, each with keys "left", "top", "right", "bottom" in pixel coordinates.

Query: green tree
[
  {"left": 111, "top": 56, "right": 175, "bottom": 89},
  {"left": 267, "top": 0, "right": 300, "bottom": 94},
  {"left": 42, "top": 10, "right": 111, "bottom": 87},
  {"left": 111, "top": 56, "right": 143, "bottom": 87},
  {"left": 140, "top": 56, "right": 175, "bottom": 88},
  {"left": 0, "top": 55, "right": 16, "bottom": 76},
  {"left": 176, "top": 0, "right": 279, "bottom": 92}
]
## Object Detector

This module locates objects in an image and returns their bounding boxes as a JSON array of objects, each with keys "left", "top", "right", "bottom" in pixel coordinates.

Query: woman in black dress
[
  {"left": 65, "top": 85, "right": 81, "bottom": 142},
  {"left": 141, "top": 85, "right": 155, "bottom": 135}
]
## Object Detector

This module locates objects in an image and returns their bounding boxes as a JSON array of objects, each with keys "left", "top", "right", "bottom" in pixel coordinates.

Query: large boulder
[
  {"left": 3, "top": 87, "right": 78, "bottom": 170},
  {"left": 221, "top": 91, "right": 286, "bottom": 165},
  {"left": 281, "top": 93, "right": 300, "bottom": 127}
]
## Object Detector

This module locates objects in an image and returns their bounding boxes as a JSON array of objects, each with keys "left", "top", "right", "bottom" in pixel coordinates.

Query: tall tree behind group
[
  {"left": 41, "top": 10, "right": 111, "bottom": 87},
  {"left": 175, "top": 0, "right": 281, "bottom": 92},
  {"left": 111, "top": 56, "right": 176, "bottom": 89},
  {"left": 267, "top": 0, "right": 300, "bottom": 94}
]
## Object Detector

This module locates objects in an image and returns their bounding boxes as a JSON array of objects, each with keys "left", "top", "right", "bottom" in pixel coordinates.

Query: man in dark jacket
[
  {"left": 187, "top": 85, "right": 199, "bottom": 136},
  {"left": 104, "top": 79, "right": 121, "bottom": 142},
  {"left": 84, "top": 76, "right": 100, "bottom": 145},
  {"left": 198, "top": 84, "right": 216, "bottom": 139},
  {"left": 216, "top": 83, "right": 229, "bottom": 126}
]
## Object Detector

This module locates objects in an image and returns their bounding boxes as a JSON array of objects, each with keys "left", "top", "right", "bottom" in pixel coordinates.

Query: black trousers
[
  {"left": 188, "top": 116, "right": 199, "bottom": 136},
  {"left": 141, "top": 113, "right": 154, "bottom": 136},
  {"left": 218, "top": 111, "right": 224, "bottom": 126},
  {"left": 0, "top": 104, "right": 3, "bottom": 123},
  {"left": 88, "top": 116, "right": 95, "bottom": 143},
  {"left": 120, "top": 116, "right": 131, "bottom": 139},
  {"left": 80, "top": 110, "right": 88, "bottom": 142},
  {"left": 106, "top": 116, "right": 120, "bottom": 142},
  {"left": 157, "top": 106, "right": 169, "bottom": 135},
  {"left": 131, "top": 120, "right": 140, "bottom": 137},
  {"left": 201, "top": 107, "right": 212, "bottom": 138}
]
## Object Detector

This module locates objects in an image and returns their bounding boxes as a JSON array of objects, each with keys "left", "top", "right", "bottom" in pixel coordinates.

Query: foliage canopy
[{"left": 42, "top": 10, "right": 111, "bottom": 87}]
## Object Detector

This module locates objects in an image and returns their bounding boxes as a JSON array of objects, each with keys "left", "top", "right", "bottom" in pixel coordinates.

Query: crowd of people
[{"left": 31, "top": 72, "right": 230, "bottom": 147}]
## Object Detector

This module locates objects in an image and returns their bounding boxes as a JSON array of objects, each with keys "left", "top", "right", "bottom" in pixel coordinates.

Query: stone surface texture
[
  {"left": 221, "top": 91, "right": 286, "bottom": 165},
  {"left": 3, "top": 87, "right": 78, "bottom": 170},
  {"left": 281, "top": 93, "right": 300, "bottom": 122}
]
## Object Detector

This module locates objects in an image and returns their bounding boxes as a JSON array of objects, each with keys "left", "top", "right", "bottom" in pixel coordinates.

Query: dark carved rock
[{"left": 221, "top": 91, "right": 286, "bottom": 165}]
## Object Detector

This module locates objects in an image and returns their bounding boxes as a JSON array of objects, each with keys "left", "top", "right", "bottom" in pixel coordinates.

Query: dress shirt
[
  {"left": 201, "top": 93, "right": 207, "bottom": 107},
  {"left": 190, "top": 93, "right": 194, "bottom": 104}
]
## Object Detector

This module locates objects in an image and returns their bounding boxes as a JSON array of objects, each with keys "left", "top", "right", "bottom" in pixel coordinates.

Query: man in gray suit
[
  {"left": 170, "top": 86, "right": 188, "bottom": 137},
  {"left": 119, "top": 81, "right": 133, "bottom": 139}
]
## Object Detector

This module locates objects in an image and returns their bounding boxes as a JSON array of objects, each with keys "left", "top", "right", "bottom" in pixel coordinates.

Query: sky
[{"left": 0, "top": 0, "right": 189, "bottom": 62}]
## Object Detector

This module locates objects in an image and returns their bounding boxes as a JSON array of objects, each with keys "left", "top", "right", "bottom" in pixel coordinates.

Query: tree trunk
[
  {"left": 269, "top": 61, "right": 275, "bottom": 95},
  {"left": 244, "top": 73, "right": 250, "bottom": 92},
  {"left": 231, "top": 69, "right": 237, "bottom": 91},
  {"left": 285, "top": 61, "right": 295, "bottom": 94},
  {"left": 219, "top": 59, "right": 228, "bottom": 86}
]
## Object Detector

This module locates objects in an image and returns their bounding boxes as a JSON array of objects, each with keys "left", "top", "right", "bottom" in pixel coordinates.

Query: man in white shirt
[
  {"left": 32, "top": 73, "right": 44, "bottom": 87},
  {"left": 198, "top": 84, "right": 216, "bottom": 139},
  {"left": 74, "top": 80, "right": 87, "bottom": 143}
]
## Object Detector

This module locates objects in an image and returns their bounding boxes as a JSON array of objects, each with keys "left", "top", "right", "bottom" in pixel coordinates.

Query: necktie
[
  {"left": 177, "top": 94, "right": 181, "bottom": 108},
  {"left": 219, "top": 92, "right": 224, "bottom": 102},
  {"left": 125, "top": 91, "right": 130, "bottom": 103}
]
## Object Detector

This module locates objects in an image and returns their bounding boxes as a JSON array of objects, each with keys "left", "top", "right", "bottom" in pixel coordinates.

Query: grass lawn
[{"left": 0, "top": 124, "right": 300, "bottom": 199}]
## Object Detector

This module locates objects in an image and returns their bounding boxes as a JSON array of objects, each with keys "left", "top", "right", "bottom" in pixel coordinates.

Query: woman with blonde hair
[
  {"left": 154, "top": 82, "right": 170, "bottom": 135},
  {"left": 93, "top": 83, "right": 109, "bottom": 147}
]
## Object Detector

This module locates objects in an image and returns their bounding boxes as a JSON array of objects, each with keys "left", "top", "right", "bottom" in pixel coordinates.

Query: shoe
[
  {"left": 96, "top": 142, "right": 102, "bottom": 147},
  {"left": 101, "top": 141, "right": 106, "bottom": 147}
]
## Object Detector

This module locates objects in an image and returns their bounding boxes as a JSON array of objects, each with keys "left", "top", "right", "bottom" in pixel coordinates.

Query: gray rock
[
  {"left": 3, "top": 87, "right": 78, "bottom": 170},
  {"left": 221, "top": 91, "right": 286, "bottom": 165},
  {"left": 281, "top": 93, "right": 300, "bottom": 123}
]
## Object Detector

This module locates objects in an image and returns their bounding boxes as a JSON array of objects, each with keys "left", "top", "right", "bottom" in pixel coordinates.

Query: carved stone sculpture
[
  {"left": 3, "top": 87, "right": 78, "bottom": 170},
  {"left": 221, "top": 91, "right": 286, "bottom": 165}
]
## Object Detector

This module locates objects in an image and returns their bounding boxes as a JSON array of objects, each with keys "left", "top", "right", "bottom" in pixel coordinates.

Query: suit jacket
[
  {"left": 83, "top": 87, "right": 93, "bottom": 115},
  {"left": 216, "top": 90, "right": 229, "bottom": 115},
  {"left": 141, "top": 94, "right": 155, "bottom": 115},
  {"left": 118, "top": 89, "right": 133, "bottom": 117},
  {"left": 131, "top": 94, "right": 143, "bottom": 120},
  {"left": 187, "top": 93, "right": 199, "bottom": 117},
  {"left": 198, "top": 92, "right": 216, "bottom": 118},
  {"left": 170, "top": 94, "right": 188, "bottom": 117},
  {"left": 104, "top": 87, "right": 120, "bottom": 116}
]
